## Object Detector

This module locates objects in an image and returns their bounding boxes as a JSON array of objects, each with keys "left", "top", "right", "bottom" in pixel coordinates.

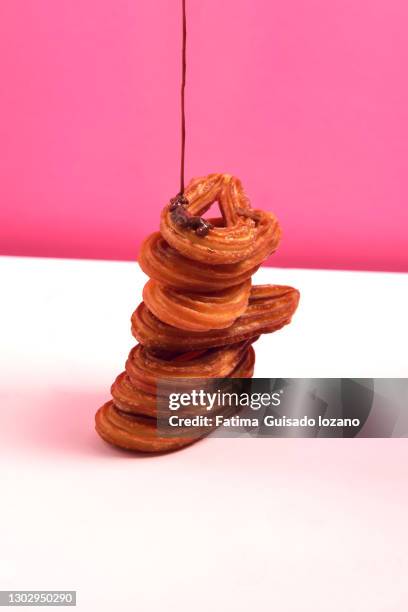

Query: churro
[{"left": 95, "top": 173, "right": 299, "bottom": 452}]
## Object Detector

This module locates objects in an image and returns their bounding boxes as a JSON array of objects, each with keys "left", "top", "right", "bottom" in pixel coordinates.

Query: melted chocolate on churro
[{"left": 169, "top": 193, "right": 213, "bottom": 236}]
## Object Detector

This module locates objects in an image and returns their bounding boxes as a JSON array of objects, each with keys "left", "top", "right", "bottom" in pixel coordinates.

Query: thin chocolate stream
[
  {"left": 180, "top": 0, "right": 187, "bottom": 194},
  {"left": 169, "top": 1, "right": 212, "bottom": 237}
]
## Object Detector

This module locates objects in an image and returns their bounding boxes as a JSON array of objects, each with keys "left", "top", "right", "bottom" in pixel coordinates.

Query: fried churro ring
[
  {"left": 125, "top": 341, "right": 252, "bottom": 393},
  {"left": 160, "top": 174, "right": 280, "bottom": 265},
  {"left": 142, "top": 278, "right": 251, "bottom": 331},
  {"left": 95, "top": 401, "right": 199, "bottom": 453},
  {"left": 138, "top": 212, "right": 280, "bottom": 291},
  {"left": 96, "top": 344, "right": 255, "bottom": 453},
  {"left": 111, "top": 342, "right": 255, "bottom": 418},
  {"left": 132, "top": 284, "right": 300, "bottom": 353}
]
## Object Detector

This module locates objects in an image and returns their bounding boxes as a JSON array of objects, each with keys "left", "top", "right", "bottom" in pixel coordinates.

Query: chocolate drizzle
[
  {"left": 170, "top": 193, "right": 213, "bottom": 236},
  {"left": 165, "top": 1, "right": 212, "bottom": 238},
  {"left": 180, "top": 0, "right": 187, "bottom": 195}
]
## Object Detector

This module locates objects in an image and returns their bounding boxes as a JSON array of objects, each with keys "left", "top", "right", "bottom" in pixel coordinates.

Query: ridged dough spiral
[{"left": 95, "top": 173, "right": 300, "bottom": 453}]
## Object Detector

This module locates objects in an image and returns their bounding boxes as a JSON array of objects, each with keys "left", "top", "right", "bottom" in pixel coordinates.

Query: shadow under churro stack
[{"left": 95, "top": 173, "right": 300, "bottom": 452}]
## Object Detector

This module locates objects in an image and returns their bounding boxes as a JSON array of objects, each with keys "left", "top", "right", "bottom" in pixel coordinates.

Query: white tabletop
[{"left": 1, "top": 256, "right": 407, "bottom": 611}]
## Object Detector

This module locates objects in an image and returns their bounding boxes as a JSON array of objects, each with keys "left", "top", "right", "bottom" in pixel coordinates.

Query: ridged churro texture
[{"left": 95, "top": 173, "right": 299, "bottom": 453}]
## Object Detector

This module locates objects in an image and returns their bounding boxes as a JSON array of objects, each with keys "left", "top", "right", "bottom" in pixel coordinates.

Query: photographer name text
[{"left": 167, "top": 415, "right": 361, "bottom": 429}]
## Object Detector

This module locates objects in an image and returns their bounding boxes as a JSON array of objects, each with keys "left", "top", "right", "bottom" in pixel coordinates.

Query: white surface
[{"left": 1, "top": 256, "right": 408, "bottom": 611}]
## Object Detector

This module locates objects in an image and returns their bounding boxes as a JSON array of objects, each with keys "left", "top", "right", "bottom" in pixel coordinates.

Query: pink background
[{"left": 0, "top": 0, "right": 407, "bottom": 271}]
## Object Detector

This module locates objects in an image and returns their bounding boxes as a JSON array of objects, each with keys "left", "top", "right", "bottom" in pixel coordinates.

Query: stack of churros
[{"left": 95, "top": 173, "right": 300, "bottom": 452}]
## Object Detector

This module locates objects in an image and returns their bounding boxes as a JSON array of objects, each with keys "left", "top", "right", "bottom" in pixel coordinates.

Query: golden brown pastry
[
  {"left": 109, "top": 341, "right": 255, "bottom": 417},
  {"left": 160, "top": 174, "right": 281, "bottom": 265},
  {"left": 95, "top": 343, "right": 255, "bottom": 452},
  {"left": 132, "top": 284, "right": 299, "bottom": 353},
  {"left": 95, "top": 173, "right": 300, "bottom": 453},
  {"left": 95, "top": 402, "right": 199, "bottom": 453},
  {"left": 142, "top": 278, "right": 252, "bottom": 331},
  {"left": 138, "top": 232, "right": 261, "bottom": 292}
]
